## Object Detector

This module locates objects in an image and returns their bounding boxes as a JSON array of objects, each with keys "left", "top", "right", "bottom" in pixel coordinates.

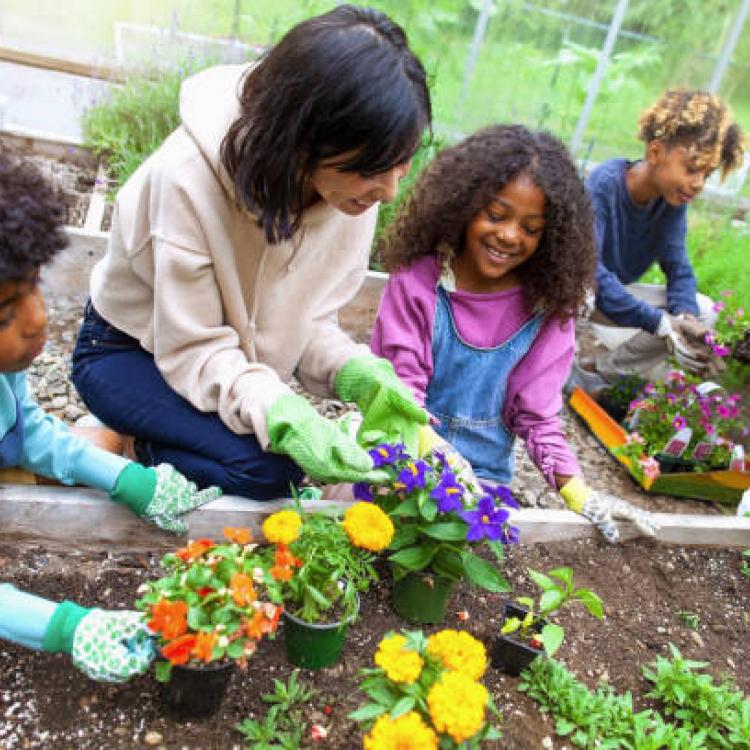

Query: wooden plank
[
  {"left": 0, "top": 46, "right": 124, "bottom": 82},
  {"left": 1, "top": 484, "right": 748, "bottom": 552}
]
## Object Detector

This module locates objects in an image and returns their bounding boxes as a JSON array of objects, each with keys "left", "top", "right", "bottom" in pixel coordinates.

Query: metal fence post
[
  {"left": 456, "top": 0, "right": 495, "bottom": 120},
  {"left": 708, "top": 0, "right": 750, "bottom": 94},
  {"left": 569, "top": 0, "right": 630, "bottom": 158}
]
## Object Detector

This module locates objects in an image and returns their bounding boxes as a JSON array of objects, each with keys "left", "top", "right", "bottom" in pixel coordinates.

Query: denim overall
[
  {"left": 0, "top": 401, "right": 24, "bottom": 468},
  {"left": 425, "top": 286, "right": 543, "bottom": 483}
]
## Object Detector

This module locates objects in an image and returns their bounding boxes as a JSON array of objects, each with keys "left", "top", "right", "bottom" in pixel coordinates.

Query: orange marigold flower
[
  {"left": 223, "top": 527, "right": 252, "bottom": 544},
  {"left": 191, "top": 631, "right": 217, "bottom": 663},
  {"left": 230, "top": 572, "right": 257, "bottom": 607},
  {"left": 275, "top": 543, "right": 302, "bottom": 568},
  {"left": 175, "top": 538, "right": 214, "bottom": 562},
  {"left": 245, "top": 610, "right": 268, "bottom": 639},
  {"left": 270, "top": 564, "right": 294, "bottom": 581},
  {"left": 148, "top": 599, "right": 188, "bottom": 640},
  {"left": 162, "top": 634, "right": 197, "bottom": 665}
]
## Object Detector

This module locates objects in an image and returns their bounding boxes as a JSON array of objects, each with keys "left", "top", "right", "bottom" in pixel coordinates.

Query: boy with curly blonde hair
[{"left": 579, "top": 90, "right": 745, "bottom": 385}]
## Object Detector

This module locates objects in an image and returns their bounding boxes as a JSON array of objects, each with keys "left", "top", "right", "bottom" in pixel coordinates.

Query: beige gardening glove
[
  {"left": 657, "top": 313, "right": 712, "bottom": 376},
  {"left": 560, "top": 476, "right": 659, "bottom": 544}
]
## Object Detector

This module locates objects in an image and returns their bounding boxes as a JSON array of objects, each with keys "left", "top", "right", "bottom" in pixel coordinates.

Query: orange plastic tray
[{"left": 568, "top": 387, "right": 750, "bottom": 504}]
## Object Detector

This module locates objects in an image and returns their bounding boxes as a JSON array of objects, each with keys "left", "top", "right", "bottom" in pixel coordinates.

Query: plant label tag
[
  {"left": 692, "top": 442, "right": 713, "bottom": 461},
  {"left": 729, "top": 444, "right": 746, "bottom": 472},
  {"left": 695, "top": 381, "right": 724, "bottom": 397},
  {"left": 662, "top": 427, "right": 692, "bottom": 457}
]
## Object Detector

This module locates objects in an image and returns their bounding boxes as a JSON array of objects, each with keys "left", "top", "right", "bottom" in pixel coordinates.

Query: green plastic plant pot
[
  {"left": 282, "top": 600, "right": 357, "bottom": 670},
  {"left": 391, "top": 570, "right": 456, "bottom": 625}
]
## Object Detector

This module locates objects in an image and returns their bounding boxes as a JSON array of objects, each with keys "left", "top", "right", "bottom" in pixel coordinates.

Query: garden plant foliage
[{"left": 519, "top": 645, "right": 750, "bottom": 749}]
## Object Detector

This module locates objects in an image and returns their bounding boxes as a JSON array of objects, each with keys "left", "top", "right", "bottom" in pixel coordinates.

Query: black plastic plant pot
[
  {"left": 160, "top": 659, "right": 235, "bottom": 720},
  {"left": 391, "top": 570, "right": 457, "bottom": 625},
  {"left": 654, "top": 453, "right": 701, "bottom": 475},
  {"left": 595, "top": 394, "right": 628, "bottom": 424},
  {"left": 490, "top": 602, "right": 545, "bottom": 677},
  {"left": 282, "top": 601, "right": 357, "bottom": 670}
]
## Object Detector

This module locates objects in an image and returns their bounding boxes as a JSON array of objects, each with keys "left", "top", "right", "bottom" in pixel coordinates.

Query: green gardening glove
[
  {"left": 110, "top": 463, "right": 222, "bottom": 535},
  {"left": 266, "top": 393, "right": 389, "bottom": 484},
  {"left": 335, "top": 354, "right": 428, "bottom": 456},
  {"left": 43, "top": 602, "right": 154, "bottom": 683}
]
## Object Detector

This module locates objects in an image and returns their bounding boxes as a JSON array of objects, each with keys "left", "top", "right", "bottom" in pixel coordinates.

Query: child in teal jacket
[{"left": 0, "top": 154, "right": 221, "bottom": 681}]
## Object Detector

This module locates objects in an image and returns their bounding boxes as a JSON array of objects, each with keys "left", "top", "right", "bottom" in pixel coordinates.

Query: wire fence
[{"left": 1, "top": 0, "right": 749, "bottom": 190}]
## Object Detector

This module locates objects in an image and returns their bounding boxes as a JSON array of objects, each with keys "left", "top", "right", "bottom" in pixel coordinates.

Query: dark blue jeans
[{"left": 71, "top": 302, "right": 303, "bottom": 500}]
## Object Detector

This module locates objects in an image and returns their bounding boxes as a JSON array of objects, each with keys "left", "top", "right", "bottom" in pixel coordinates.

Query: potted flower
[
  {"left": 613, "top": 370, "right": 745, "bottom": 478},
  {"left": 261, "top": 498, "right": 394, "bottom": 669},
  {"left": 136, "top": 527, "right": 282, "bottom": 718},
  {"left": 709, "top": 289, "right": 750, "bottom": 365},
  {"left": 352, "top": 440, "right": 518, "bottom": 624},
  {"left": 351, "top": 628, "right": 502, "bottom": 748},
  {"left": 595, "top": 373, "right": 647, "bottom": 423},
  {"left": 492, "top": 567, "right": 603, "bottom": 676}
]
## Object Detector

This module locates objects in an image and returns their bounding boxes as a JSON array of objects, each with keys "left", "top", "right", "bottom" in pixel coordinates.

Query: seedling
[
  {"left": 676, "top": 611, "right": 701, "bottom": 630},
  {"left": 742, "top": 550, "right": 750, "bottom": 578},
  {"left": 501, "top": 567, "right": 603, "bottom": 656}
]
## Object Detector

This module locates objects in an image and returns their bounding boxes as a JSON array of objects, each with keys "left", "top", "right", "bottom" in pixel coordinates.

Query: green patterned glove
[
  {"left": 43, "top": 602, "right": 154, "bottom": 683},
  {"left": 110, "top": 463, "right": 222, "bottom": 535},
  {"left": 335, "top": 354, "right": 427, "bottom": 456},
  {"left": 266, "top": 393, "right": 389, "bottom": 484}
]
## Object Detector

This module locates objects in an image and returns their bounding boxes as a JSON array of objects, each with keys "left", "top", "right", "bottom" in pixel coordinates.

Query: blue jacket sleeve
[
  {"left": 13, "top": 373, "right": 129, "bottom": 491},
  {"left": 0, "top": 583, "right": 57, "bottom": 650},
  {"left": 592, "top": 208, "right": 663, "bottom": 333},
  {"left": 659, "top": 217, "right": 699, "bottom": 316}
]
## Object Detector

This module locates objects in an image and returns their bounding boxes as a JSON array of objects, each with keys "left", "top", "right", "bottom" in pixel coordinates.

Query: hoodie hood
[{"left": 179, "top": 63, "right": 250, "bottom": 198}]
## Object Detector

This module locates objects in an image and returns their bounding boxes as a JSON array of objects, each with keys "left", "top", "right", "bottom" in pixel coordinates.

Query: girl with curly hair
[{"left": 373, "top": 124, "right": 656, "bottom": 542}]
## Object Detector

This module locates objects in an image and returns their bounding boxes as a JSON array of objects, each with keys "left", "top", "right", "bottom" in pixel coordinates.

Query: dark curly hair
[
  {"left": 0, "top": 153, "right": 68, "bottom": 280},
  {"left": 380, "top": 124, "right": 596, "bottom": 321},
  {"left": 638, "top": 90, "right": 745, "bottom": 179},
  {"left": 221, "top": 4, "right": 431, "bottom": 244}
]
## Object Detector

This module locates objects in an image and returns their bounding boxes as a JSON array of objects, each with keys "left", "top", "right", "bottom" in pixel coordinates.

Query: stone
[{"left": 144, "top": 730, "right": 163, "bottom": 746}]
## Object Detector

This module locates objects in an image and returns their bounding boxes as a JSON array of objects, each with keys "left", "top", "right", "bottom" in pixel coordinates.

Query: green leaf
[
  {"left": 389, "top": 544, "right": 437, "bottom": 571},
  {"left": 187, "top": 606, "right": 209, "bottom": 630},
  {"left": 540, "top": 623, "right": 565, "bottom": 656},
  {"left": 390, "top": 495, "right": 420, "bottom": 518},
  {"left": 418, "top": 522, "right": 468, "bottom": 541},
  {"left": 431, "top": 548, "right": 465, "bottom": 580},
  {"left": 348, "top": 703, "right": 387, "bottom": 722},
  {"left": 528, "top": 569, "right": 556, "bottom": 591},
  {"left": 227, "top": 640, "right": 244, "bottom": 659},
  {"left": 487, "top": 540, "right": 506, "bottom": 563},
  {"left": 539, "top": 589, "right": 566, "bottom": 614},
  {"left": 575, "top": 589, "right": 604, "bottom": 619},
  {"left": 154, "top": 660, "right": 173, "bottom": 683},
  {"left": 186, "top": 564, "right": 213, "bottom": 588},
  {"left": 389, "top": 524, "right": 419, "bottom": 550},
  {"left": 460, "top": 551, "right": 510, "bottom": 592},
  {"left": 418, "top": 496, "right": 438, "bottom": 522},
  {"left": 548, "top": 567, "right": 573, "bottom": 587},
  {"left": 390, "top": 696, "right": 416, "bottom": 718}
]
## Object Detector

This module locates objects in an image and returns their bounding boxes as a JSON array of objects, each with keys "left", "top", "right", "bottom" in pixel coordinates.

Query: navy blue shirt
[{"left": 586, "top": 158, "right": 699, "bottom": 333}]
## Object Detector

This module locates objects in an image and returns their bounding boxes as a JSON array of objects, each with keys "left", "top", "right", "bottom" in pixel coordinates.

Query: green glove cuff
[
  {"left": 43, "top": 601, "right": 90, "bottom": 654},
  {"left": 110, "top": 463, "right": 158, "bottom": 517}
]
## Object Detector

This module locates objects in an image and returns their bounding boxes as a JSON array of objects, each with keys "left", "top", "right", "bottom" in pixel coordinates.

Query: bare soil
[{"left": 0, "top": 539, "right": 747, "bottom": 750}]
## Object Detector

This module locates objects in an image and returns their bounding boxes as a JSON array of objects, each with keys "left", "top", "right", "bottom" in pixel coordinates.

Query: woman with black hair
[{"left": 72, "top": 5, "right": 431, "bottom": 499}]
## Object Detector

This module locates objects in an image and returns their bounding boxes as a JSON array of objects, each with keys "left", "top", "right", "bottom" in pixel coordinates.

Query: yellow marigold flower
[
  {"left": 342, "top": 502, "right": 394, "bottom": 552},
  {"left": 426, "top": 629, "right": 487, "bottom": 681},
  {"left": 261, "top": 510, "right": 302, "bottom": 545},
  {"left": 374, "top": 634, "right": 423, "bottom": 683},
  {"left": 427, "top": 671, "right": 488, "bottom": 744},
  {"left": 363, "top": 711, "right": 438, "bottom": 750}
]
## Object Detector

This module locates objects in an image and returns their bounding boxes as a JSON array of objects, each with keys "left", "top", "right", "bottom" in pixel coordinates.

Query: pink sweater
[{"left": 371, "top": 255, "right": 580, "bottom": 486}]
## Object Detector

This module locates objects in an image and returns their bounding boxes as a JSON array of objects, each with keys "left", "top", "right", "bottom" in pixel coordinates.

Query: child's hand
[
  {"left": 71, "top": 610, "right": 154, "bottom": 682},
  {"left": 110, "top": 463, "right": 222, "bottom": 535}
]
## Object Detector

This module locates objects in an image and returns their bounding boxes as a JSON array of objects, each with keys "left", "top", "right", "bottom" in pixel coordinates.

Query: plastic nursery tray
[{"left": 568, "top": 387, "right": 750, "bottom": 505}]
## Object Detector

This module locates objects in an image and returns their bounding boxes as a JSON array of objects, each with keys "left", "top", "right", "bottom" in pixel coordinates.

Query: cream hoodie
[{"left": 90, "top": 64, "right": 374, "bottom": 448}]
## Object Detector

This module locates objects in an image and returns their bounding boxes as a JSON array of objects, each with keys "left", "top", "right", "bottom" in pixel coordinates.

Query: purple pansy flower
[
  {"left": 353, "top": 482, "right": 374, "bottom": 502},
  {"left": 394, "top": 460, "right": 431, "bottom": 492},
  {"left": 368, "top": 443, "right": 407, "bottom": 468},
  {"left": 430, "top": 470, "right": 465, "bottom": 513},
  {"left": 459, "top": 496, "right": 510, "bottom": 542},
  {"left": 479, "top": 482, "right": 519, "bottom": 509}
]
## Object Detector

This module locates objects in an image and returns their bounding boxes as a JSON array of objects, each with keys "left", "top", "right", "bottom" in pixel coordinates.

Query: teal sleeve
[
  {"left": 42, "top": 601, "right": 91, "bottom": 654},
  {"left": 13, "top": 372, "right": 129, "bottom": 490},
  {"left": 109, "top": 462, "right": 157, "bottom": 516},
  {"left": 0, "top": 583, "right": 59, "bottom": 650}
]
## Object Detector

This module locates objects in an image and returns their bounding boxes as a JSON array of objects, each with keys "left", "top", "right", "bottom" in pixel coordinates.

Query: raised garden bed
[{"left": 0, "top": 537, "right": 747, "bottom": 749}]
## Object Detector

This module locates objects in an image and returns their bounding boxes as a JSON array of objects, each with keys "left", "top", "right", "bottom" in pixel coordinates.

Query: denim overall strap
[
  {"left": 0, "top": 399, "right": 25, "bottom": 468},
  {"left": 425, "top": 286, "right": 543, "bottom": 483}
]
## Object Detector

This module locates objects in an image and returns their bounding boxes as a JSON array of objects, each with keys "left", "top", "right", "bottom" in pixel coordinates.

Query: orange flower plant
[{"left": 137, "top": 526, "right": 292, "bottom": 682}]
